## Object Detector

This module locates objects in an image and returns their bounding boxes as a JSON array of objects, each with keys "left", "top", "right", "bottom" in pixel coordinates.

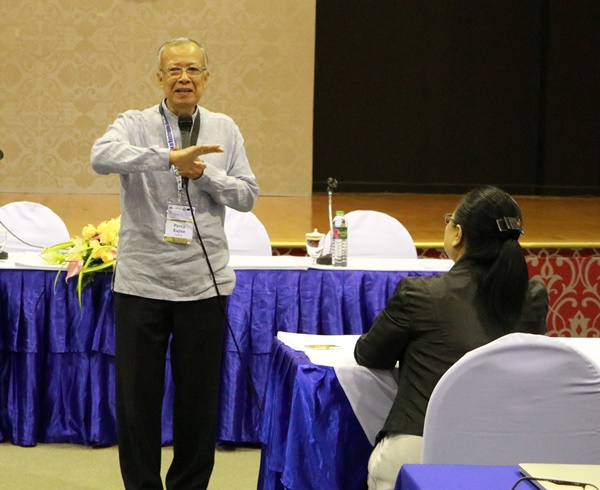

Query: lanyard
[{"left": 159, "top": 103, "right": 201, "bottom": 192}]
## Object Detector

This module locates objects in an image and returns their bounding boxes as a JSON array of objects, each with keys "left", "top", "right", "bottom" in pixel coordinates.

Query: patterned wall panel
[
  {"left": 0, "top": 0, "right": 316, "bottom": 196},
  {"left": 527, "top": 248, "right": 600, "bottom": 338}
]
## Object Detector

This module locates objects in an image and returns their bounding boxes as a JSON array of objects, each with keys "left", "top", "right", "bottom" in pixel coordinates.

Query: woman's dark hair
[{"left": 453, "top": 185, "right": 528, "bottom": 331}]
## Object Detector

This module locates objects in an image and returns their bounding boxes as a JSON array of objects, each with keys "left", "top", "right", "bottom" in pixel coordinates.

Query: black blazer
[{"left": 354, "top": 258, "right": 548, "bottom": 439}]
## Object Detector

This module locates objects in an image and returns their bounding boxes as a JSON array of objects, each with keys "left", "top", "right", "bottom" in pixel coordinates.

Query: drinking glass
[{"left": 305, "top": 229, "right": 325, "bottom": 264}]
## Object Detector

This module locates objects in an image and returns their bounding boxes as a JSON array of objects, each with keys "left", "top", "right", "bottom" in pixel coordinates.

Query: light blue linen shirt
[{"left": 91, "top": 101, "right": 259, "bottom": 301}]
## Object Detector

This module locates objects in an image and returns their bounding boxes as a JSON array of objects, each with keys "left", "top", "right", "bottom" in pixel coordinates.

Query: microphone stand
[
  {"left": 328, "top": 184, "right": 334, "bottom": 238},
  {"left": 317, "top": 177, "right": 338, "bottom": 265}
]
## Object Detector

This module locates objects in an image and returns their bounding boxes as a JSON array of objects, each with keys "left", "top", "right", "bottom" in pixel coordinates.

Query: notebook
[{"left": 518, "top": 463, "right": 600, "bottom": 490}]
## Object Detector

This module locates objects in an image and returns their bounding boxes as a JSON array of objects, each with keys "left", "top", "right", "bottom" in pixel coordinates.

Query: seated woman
[{"left": 354, "top": 185, "right": 549, "bottom": 490}]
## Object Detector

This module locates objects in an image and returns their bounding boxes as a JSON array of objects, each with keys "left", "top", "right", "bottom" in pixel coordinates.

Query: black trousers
[{"left": 114, "top": 293, "right": 226, "bottom": 490}]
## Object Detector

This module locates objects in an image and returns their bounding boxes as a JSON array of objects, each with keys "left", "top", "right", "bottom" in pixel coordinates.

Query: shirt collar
[{"left": 160, "top": 99, "right": 198, "bottom": 122}]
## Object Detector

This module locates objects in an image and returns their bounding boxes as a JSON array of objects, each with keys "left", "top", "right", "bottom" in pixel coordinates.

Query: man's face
[{"left": 157, "top": 42, "right": 209, "bottom": 115}]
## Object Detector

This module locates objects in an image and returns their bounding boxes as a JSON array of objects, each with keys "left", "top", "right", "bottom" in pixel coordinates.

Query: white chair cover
[
  {"left": 421, "top": 333, "right": 600, "bottom": 465},
  {"left": 224, "top": 207, "right": 272, "bottom": 256},
  {"left": 323, "top": 210, "right": 417, "bottom": 259},
  {"left": 0, "top": 201, "right": 70, "bottom": 253}
]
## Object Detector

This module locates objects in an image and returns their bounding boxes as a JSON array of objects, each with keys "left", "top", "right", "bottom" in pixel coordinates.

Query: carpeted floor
[{"left": 0, "top": 443, "right": 261, "bottom": 489}]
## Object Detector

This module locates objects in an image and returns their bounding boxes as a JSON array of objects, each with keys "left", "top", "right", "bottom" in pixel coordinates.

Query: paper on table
[
  {"left": 277, "top": 332, "right": 360, "bottom": 366},
  {"left": 304, "top": 344, "right": 342, "bottom": 350}
]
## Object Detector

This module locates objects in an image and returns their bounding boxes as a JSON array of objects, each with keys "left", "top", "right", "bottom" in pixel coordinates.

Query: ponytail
[
  {"left": 453, "top": 186, "right": 529, "bottom": 332},
  {"left": 480, "top": 239, "right": 528, "bottom": 332}
]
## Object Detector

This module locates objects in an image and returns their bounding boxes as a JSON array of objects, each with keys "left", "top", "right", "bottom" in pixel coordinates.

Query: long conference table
[{"left": 0, "top": 252, "right": 452, "bottom": 447}]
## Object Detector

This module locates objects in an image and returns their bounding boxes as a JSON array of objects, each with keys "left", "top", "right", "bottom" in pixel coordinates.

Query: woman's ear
[{"left": 452, "top": 225, "right": 463, "bottom": 247}]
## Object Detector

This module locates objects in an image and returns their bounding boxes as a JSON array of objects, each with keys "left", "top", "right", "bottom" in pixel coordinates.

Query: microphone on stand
[
  {"left": 178, "top": 113, "right": 193, "bottom": 189},
  {"left": 316, "top": 177, "right": 338, "bottom": 265},
  {"left": 327, "top": 177, "right": 338, "bottom": 237}
]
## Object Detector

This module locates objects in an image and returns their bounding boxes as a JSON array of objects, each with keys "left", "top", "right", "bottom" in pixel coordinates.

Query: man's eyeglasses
[
  {"left": 443, "top": 213, "right": 456, "bottom": 225},
  {"left": 161, "top": 65, "right": 207, "bottom": 79}
]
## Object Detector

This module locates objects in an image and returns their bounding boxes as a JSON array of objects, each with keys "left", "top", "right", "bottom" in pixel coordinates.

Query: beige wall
[{"left": 0, "top": 0, "right": 315, "bottom": 196}]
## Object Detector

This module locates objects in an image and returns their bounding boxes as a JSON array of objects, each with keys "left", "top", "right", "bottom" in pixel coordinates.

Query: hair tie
[{"left": 496, "top": 217, "right": 523, "bottom": 239}]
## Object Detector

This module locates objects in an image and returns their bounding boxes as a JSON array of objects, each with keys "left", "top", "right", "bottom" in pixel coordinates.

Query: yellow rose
[
  {"left": 100, "top": 248, "right": 117, "bottom": 263},
  {"left": 99, "top": 229, "right": 117, "bottom": 245},
  {"left": 81, "top": 225, "right": 97, "bottom": 240}
]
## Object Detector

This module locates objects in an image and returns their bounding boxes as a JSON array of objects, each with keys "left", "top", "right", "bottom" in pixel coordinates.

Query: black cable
[
  {"left": 183, "top": 184, "right": 263, "bottom": 412},
  {"left": 510, "top": 476, "right": 599, "bottom": 490},
  {"left": 0, "top": 219, "right": 45, "bottom": 249}
]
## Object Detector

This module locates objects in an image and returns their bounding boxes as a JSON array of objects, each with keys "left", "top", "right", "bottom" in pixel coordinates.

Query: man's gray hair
[{"left": 157, "top": 38, "right": 209, "bottom": 69}]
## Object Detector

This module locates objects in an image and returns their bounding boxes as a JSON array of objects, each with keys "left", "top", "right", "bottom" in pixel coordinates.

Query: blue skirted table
[
  {"left": 0, "top": 257, "right": 449, "bottom": 447},
  {"left": 258, "top": 338, "right": 375, "bottom": 490}
]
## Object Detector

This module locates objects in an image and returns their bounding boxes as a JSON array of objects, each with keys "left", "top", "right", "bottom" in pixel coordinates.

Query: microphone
[
  {"left": 327, "top": 177, "right": 338, "bottom": 192},
  {"left": 178, "top": 113, "right": 193, "bottom": 188}
]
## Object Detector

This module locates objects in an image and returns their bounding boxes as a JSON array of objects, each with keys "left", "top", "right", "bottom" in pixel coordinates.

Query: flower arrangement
[{"left": 42, "top": 216, "right": 120, "bottom": 304}]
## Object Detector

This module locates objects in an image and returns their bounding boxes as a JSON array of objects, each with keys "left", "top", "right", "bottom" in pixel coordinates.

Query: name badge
[{"left": 164, "top": 202, "right": 195, "bottom": 244}]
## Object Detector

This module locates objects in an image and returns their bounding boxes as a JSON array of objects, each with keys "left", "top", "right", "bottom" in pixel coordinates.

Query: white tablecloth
[{"left": 1, "top": 251, "right": 454, "bottom": 273}]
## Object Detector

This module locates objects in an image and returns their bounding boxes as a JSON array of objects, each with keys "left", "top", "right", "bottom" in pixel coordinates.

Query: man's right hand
[{"left": 170, "top": 144, "right": 224, "bottom": 180}]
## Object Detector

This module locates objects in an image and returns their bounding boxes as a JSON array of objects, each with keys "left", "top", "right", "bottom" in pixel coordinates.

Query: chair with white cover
[
  {"left": 224, "top": 207, "right": 272, "bottom": 256},
  {"left": 0, "top": 201, "right": 70, "bottom": 253},
  {"left": 323, "top": 210, "right": 417, "bottom": 259},
  {"left": 421, "top": 333, "right": 600, "bottom": 465}
]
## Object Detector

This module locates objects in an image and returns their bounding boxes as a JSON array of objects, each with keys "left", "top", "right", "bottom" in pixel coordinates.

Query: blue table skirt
[
  {"left": 0, "top": 268, "right": 437, "bottom": 446},
  {"left": 396, "top": 464, "right": 539, "bottom": 490},
  {"left": 258, "top": 340, "right": 371, "bottom": 490}
]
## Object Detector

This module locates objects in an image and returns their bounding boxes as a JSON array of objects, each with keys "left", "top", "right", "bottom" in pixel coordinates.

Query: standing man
[{"left": 91, "top": 38, "right": 258, "bottom": 489}]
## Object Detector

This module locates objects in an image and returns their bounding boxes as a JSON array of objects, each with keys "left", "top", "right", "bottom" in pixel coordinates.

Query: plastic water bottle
[{"left": 332, "top": 210, "right": 348, "bottom": 267}]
